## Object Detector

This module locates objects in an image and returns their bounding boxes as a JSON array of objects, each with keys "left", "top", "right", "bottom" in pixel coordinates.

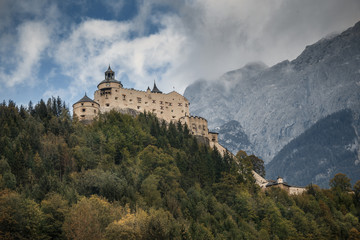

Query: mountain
[
  {"left": 216, "top": 120, "right": 254, "bottom": 155},
  {"left": 266, "top": 109, "right": 360, "bottom": 188},
  {"left": 184, "top": 21, "right": 360, "bottom": 164}
]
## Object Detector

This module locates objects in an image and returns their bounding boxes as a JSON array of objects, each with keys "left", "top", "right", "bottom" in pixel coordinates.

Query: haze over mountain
[
  {"left": 184, "top": 21, "right": 360, "bottom": 169},
  {"left": 267, "top": 109, "right": 360, "bottom": 188}
]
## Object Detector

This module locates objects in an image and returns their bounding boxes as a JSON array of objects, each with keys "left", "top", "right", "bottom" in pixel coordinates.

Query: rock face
[
  {"left": 266, "top": 109, "right": 360, "bottom": 188},
  {"left": 216, "top": 120, "right": 254, "bottom": 155},
  {"left": 184, "top": 21, "right": 360, "bottom": 164}
]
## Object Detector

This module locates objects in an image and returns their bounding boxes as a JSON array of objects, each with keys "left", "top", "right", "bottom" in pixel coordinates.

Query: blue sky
[{"left": 0, "top": 0, "right": 359, "bottom": 109}]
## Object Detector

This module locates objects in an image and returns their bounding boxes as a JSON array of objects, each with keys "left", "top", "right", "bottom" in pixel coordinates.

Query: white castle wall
[{"left": 94, "top": 82, "right": 190, "bottom": 123}]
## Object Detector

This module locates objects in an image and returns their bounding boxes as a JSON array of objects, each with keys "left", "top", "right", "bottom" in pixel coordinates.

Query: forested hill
[{"left": 1, "top": 99, "right": 360, "bottom": 239}]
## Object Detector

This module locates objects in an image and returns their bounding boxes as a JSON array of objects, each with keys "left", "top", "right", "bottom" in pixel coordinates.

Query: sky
[{"left": 0, "top": 0, "right": 359, "bottom": 109}]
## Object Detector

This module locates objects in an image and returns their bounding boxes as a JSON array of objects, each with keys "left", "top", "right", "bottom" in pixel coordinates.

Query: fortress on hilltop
[
  {"left": 73, "top": 66, "right": 305, "bottom": 194},
  {"left": 73, "top": 66, "right": 223, "bottom": 152}
]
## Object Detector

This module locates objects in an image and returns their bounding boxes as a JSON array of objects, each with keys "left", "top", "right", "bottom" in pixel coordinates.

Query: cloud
[
  {"left": 0, "top": 0, "right": 59, "bottom": 89},
  {"left": 51, "top": 13, "right": 188, "bottom": 102},
  {"left": 0, "top": 21, "right": 51, "bottom": 88},
  {"left": 1, "top": 0, "right": 360, "bottom": 105}
]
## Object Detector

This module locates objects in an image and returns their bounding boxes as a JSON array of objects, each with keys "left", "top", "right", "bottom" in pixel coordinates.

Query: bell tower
[{"left": 105, "top": 65, "right": 115, "bottom": 80}]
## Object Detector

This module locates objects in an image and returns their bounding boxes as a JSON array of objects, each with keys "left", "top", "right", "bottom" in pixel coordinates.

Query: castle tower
[
  {"left": 73, "top": 93, "right": 100, "bottom": 122},
  {"left": 97, "top": 65, "right": 123, "bottom": 89}
]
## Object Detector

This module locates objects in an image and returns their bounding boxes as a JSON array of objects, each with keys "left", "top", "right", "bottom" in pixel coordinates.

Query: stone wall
[
  {"left": 179, "top": 116, "right": 208, "bottom": 137},
  {"left": 94, "top": 82, "right": 190, "bottom": 123},
  {"left": 73, "top": 101, "right": 100, "bottom": 121}
]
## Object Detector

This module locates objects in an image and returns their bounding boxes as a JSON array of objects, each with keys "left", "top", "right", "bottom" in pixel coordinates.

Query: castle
[
  {"left": 73, "top": 66, "right": 305, "bottom": 194},
  {"left": 73, "top": 66, "right": 225, "bottom": 153}
]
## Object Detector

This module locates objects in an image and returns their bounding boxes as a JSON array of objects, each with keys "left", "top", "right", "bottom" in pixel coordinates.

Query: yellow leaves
[
  {"left": 63, "top": 195, "right": 122, "bottom": 240},
  {"left": 105, "top": 208, "right": 149, "bottom": 240}
]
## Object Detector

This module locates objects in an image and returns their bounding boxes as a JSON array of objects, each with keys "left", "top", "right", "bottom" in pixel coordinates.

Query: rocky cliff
[{"left": 184, "top": 21, "right": 360, "bottom": 164}]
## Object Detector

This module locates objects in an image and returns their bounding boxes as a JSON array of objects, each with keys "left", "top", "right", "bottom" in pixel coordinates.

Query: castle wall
[
  {"left": 288, "top": 187, "right": 306, "bottom": 195},
  {"left": 179, "top": 116, "right": 208, "bottom": 137},
  {"left": 73, "top": 101, "right": 100, "bottom": 121},
  {"left": 94, "top": 83, "right": 190, "bottom": 123}
]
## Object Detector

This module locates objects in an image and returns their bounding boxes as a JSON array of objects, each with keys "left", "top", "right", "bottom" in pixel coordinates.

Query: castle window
[
  {"left": 137, "top": 106, "right": 141, "bottom": 110},
  {"left": 160, "top": 106, "right": 164, "bottom": 110},
  {"left": 145, "top": 102, "right": 148, "bottom": 104},
  {"left": 81, "top": 103, "right": 84, "bottom": 106},
  {"left": 172, "top": 116, "right": 175, "bottom": 118},
  {"left": 80, "top": 115, "right": 85, "bottom": 118},
  {"left": 169, "top": 103, "right": 172, "bottom": 106},
  {"left": 185, "top": 104, "right": 188, "bottom": 107},
  {"left": 137, "top": 97, "right": 141, "bottom": 103},
  {"left": 152, "top": 109, "right": 156, "bottom": 112},
  {"left": 82, "top": 108, "right": 86, "bottom": 112},
  {"left": 160, "top": 111, "right": 163, "bottom": 114},
  {"left": 152, "top": 100, "right": 156, "bottom": 103},
  {"left": 122, "top": 95, "right": 126, "bottom": 100},
  {"left": 94, "top": 110, "right": 96, "bottom": 113},
  {"left": 178, "top": 103, "right": 182, "bottom": 106},
  {"left": 171, "top": 110, "right": 173, "bottom": 112},
  {"left": 92, "top": 103, "right": 94, "bottom": 106},
  {"left": 106, "top": 103, "right": 110, "bottom": 107},
  {"left": 160, "top": 101, "right": 163, "bottom": 104},
  {"left": 115, "top": 97, "right": 118, "bottom": 100},
  {"left": 129, "top": 99, "right": 132, "bottom": 102},
  {"left": 182, "top": 110, "right": 184, "bottom": 113},
  {"left": 115, "top": 90, "right": 118, "bottom": 92}
]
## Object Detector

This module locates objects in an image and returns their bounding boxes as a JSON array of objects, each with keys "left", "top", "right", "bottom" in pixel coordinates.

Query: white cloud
[
  {"left": 52, "top": 16, "right": 187, "bottom": 103},
  {"left": 0, "top": 0, "right": 60, "bottom": 90},
  {"left": 0, "top": 21, "right": 51, "bottom": 88},
  {"left": 1, "top": 0, "right": 360, "bottom": 105}
]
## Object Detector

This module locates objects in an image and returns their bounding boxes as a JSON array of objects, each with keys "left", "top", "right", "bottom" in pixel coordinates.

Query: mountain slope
[
  {"left": 266, "top": 109, "right": 360, "bottom": 188},
  {"left": 216, "top": 120, "right": 254, "bottom": 155},
  {"left": 184, "top": 21, "right": 360, "bottom": 163}
]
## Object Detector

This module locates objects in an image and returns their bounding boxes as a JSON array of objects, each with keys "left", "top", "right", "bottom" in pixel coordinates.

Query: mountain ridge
[{"left": 184, "top": 20, "right": 360, "bottom": 164}]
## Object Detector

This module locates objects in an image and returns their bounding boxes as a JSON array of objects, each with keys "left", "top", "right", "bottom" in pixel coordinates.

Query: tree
[
  {"left": 329, "top": 173, "right": 351, "bottom": 192},
  {"left": 353, "top": 180, "right": 360, "bottom": 207},
  {"left": 248, "top": 155, "right": 265, "bottom": 178},
  {"left": 105, "top": 208, "right": 149, "bottom": 240},
  {"left": 63, "top": 195, "right": 121, "bottom": 240},
  {"left": 41, "top": 193, "right": 69, "bottom": 239},
  {"left": 0, "top": 189, "right": 45, "bottom": 239}
]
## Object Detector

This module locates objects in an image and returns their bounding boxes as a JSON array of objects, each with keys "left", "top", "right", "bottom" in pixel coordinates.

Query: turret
[
  {"left": 73, "top": 93, "right": 100, "bottom": 122},
  {"left": 97, "top": 65, "right": 123, "bottom": 89}
]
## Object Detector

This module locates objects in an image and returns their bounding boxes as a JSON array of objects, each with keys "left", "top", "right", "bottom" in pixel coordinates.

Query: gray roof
[
  {"left": 97, "top": 78, "right": 122, "bottom": 87},
  {"left": 151, "top": 81, "right": 162, "bottom": 93},
  {"left": 73, "top": 94, "right": 99, "bottom": 105}
]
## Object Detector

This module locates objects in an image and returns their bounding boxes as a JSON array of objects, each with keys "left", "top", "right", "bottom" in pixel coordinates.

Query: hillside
[
  {"left": 184, "top": 21, "right": 360, "bottom": 163},
  {"left": 1, "top": 99, "right": 360, "bottom": 239},
  {"left": 266, "top": 109, "right": 360, "bottom": 188}
]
